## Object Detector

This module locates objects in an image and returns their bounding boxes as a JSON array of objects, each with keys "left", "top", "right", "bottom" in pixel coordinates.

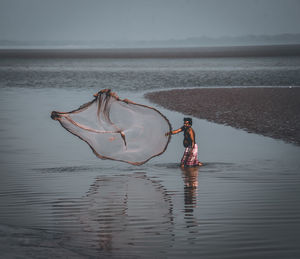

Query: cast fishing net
[{"left": 51, "top": 89, "right": 172, "bottom": 165}]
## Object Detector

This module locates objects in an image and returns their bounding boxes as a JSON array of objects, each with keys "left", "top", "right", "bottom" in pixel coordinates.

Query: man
[{"left": 166, "top": 117, "right": 202, "bottom": 167}]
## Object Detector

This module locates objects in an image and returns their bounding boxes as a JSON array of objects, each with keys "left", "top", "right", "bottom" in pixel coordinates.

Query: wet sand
[{"left": 145, "top": 87, "right": 300, "bottom": 145}]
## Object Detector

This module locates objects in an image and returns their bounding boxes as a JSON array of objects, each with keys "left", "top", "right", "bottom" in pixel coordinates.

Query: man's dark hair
[{"left": 183, "top": 117, "right": 192, "bottom": 125}]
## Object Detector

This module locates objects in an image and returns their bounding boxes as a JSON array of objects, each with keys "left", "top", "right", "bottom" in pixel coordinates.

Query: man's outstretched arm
[{"left": 165, "top": 128, "right": 182, "bottom": 136}]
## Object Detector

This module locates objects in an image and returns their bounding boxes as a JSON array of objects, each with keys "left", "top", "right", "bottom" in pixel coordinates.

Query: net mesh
[{"left": 51, "top": 89, "right": 172, "bottom": 165}]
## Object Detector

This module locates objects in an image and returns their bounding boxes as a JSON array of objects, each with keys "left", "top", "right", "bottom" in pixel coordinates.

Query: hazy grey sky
[{"left": 1, "top": 0, "right": 300, "bottom": 42}]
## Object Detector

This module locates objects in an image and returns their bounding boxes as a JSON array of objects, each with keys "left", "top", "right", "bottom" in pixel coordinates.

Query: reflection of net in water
[
  {"left": 53, "top": 172, "right": 174, "bottom": 257},
  {"left": 51, "top": 89, "right": 172, "bottom": 165}
]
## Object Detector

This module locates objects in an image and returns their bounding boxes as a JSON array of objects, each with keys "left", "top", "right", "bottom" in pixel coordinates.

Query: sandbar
[{"left": 145, "top": 87, "right": 300, "bottom": 145}]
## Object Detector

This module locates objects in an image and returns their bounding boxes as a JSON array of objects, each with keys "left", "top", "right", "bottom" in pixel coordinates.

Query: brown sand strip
[
  {"left": 1, "top": 44, "right": 300, "bottom": 58},
  {"left": 145, "top": 88, "right": 300, "bottom": 146}
]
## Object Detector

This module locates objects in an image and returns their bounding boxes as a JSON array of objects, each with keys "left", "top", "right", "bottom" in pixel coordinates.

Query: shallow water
[
  {"left": 1, "top": 56, "right": 300, "bottom": 258},
  {"left": 1, "top": 56, "right": 300, "bottom": 91}
]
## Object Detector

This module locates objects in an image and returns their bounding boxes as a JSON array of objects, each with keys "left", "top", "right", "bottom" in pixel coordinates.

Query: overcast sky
[{"left": 1, "top": 0, "right": 300, "bottom": 42}]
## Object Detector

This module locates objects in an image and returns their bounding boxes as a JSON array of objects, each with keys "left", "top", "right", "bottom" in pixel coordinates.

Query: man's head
[{"left": 183, "top": 117, "right": 192, "bottom": 126}]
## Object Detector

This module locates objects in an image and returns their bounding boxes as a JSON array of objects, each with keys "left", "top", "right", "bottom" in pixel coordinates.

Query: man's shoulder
[{"left": 188, "top": 127, "right": 195, "bottom": 135}]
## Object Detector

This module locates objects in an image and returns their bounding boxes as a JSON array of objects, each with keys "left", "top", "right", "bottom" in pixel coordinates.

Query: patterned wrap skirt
[{"left": 180, "top": 144, "right": 200, "bottom": 167}]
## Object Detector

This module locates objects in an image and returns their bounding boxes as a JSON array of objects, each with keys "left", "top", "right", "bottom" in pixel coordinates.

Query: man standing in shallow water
[{"left": 166, "top": 117, "right": 203, "bottom": 168}]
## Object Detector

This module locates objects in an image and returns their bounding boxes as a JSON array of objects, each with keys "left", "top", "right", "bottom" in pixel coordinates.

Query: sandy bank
[
  {"left": 145, "top": 87, "right": 300, "bottom": 146},
  {"left": 1, "top": 44, "right": 300, "bottom": 58}
]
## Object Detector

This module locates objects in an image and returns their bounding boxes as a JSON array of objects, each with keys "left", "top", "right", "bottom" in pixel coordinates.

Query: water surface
[{"left": 0, "top": 56, "right": 300, "bottom": 258}]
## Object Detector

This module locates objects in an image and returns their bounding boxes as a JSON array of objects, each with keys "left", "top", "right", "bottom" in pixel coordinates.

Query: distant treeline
[{"left": 1, "top": 33, "right": 300, "bottom": 49}]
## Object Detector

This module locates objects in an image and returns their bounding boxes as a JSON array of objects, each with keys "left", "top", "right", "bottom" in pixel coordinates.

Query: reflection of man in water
[
  {"left": 166, "top": 117, "right": 203, "bottom": 168},
  {"left": 181, "top": 166, "right": 199, "bottom": 227}
]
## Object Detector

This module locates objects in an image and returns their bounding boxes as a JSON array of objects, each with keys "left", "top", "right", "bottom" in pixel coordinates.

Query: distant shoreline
[
  {"left": 145, "top": 87, "right": 300, "bottom": 146},
  {"left": 1, "top": 44, "right": 300, "bottom": 58}
]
